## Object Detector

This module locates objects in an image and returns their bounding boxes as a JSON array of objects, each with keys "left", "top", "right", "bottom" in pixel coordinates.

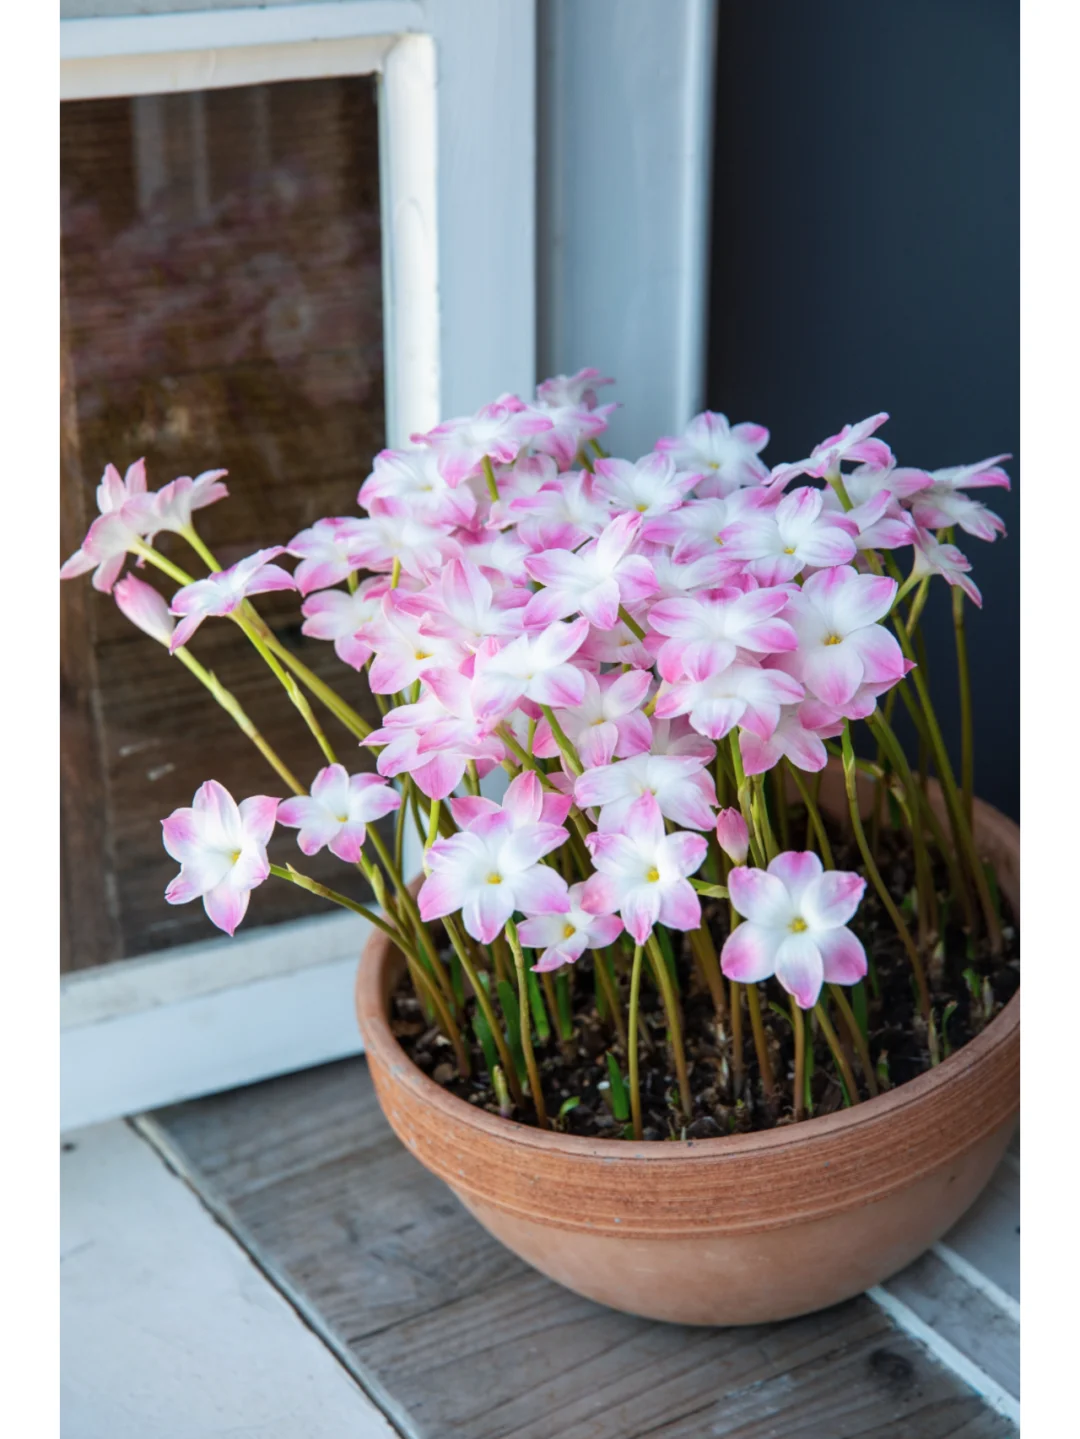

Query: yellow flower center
[
  {"left": 646, "top": 866, "right": 661, "bottom": 883},
  {"left": 562, "top": 923, "right": 577, "bottom": 940},
  {"left": 783, "top": 546, "right": 797, "bottom": 555},
  {"left": 789, "top": 916, "right": 808, "bottom": 933},
  {"left": 635, "top": 502, "right": 649, "bottom": 513},
  {"left": 414, "top": 649, "right": 432, "bottom": 661},
  {"left": 823, "top": 634, "right": 842, "bottom": 646},
  {"left": 487, "top": 872, "right": 503, "bottom": 885}
]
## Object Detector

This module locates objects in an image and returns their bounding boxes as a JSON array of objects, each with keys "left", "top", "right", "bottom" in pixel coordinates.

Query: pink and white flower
[
  {"left": 113, "top": 574, "right": 176, "bottom": 647},
  {"left": 517, "top": 883, "right": 624, "bottom": 972},
  {"left": 150, "top": 469, "right": 230, "bottom": 536},
  {"left": 910, "top": 527, "right": 982, "bottom": 606},
  {"left": 300, "top": 578, "right": 388, "bottom": 670},
  {"left": 286, "top": 516, "right": 371, "bottom": 596},
  {"left": 536, "top": 367, "right": 614, "bottom": 411},
  {"left": 277, "top": 765, "right": 399, "bottom": 862},
  {"left": 655, "top": 657, "right": 805, "bottom": 742},
  {"left": 715, "top": 808, "right": 749, "bottom": 865},
  {"left": 591, "top": 452, "right": 697, "bottom": 517},
  {"left": 655, "top": 411, "right": 770, "bottom": 491},
  {"left": 344, "top": 498, "right": 460, "bottom": 580},
  {"left": 415, "top": 398, "right": 553, "bottom": 486},
  {"left": 738, "top": 703, "right": 835, "bottom": 775},
  {"left": 471, "top": 618, "right": 590, "bottom": 720},
  {"left": 721, "top": 852, "right": 867, "bottom": 1008},
  {"left": 909, "top": 455, "right": 1011, "bottom": 542},
  {"left": 511, "top": 469, "right": 611, "bottom": 551},
  {"left": 580, "top": 794, "right": 707, "bottom": 944},
  {"left": 365, "top": 687, "right": 501, "bottom": 800},
  {"left": 169, "top": 548, "right": 296, "bottom": 650},
  {"left": 642, "top": 490, "right": 768, "bottom": 563},
  {"left": 523, "top": 511, "right": 657, "bottom": 630},
  {"left": 769, "top": 414, "right": 894, "bottom": 489},
  {"left": 419, "top": 774, "right": 570, "bottom": 942},
  {"left": 358, "top": 448, "right": 477, "bottom": 528},
  {"left": 719, "top": 486, "right": 858, "bottom": 584},
  {"left": 532, "top": 668, "right": 653, "bottom": 768},
  {"left": 530, "top": 402, "right": 614, "bottom": 470},
  {"left": 393, "top": 559, "right": 528, "bottom": 651},
  {"left": 781, "top": 565, "right": 905, "bottom": 710},
  {"left": 575, "top": 753, "right": 717, "bottom": 832},
  {"left": 60, "top": 459, "right": 157, "bottom": 594},
  {"left": 161, "top": 780, "right": 278, "bottom": 936},
  {"left": 363, "top": 596, "right": 470, "bottom": 695},
  {"left": 648, "top": 584, "right": 797, "bottom": 683}
]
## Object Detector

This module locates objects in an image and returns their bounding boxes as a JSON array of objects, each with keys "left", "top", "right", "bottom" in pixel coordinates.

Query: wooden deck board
[{"left": 149, "top": 1058, "right": 1017, "bottom": 1439}]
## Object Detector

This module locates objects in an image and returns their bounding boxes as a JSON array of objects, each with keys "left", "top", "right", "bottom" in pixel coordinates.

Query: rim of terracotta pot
[{"left": 356, "top": 777, "right": 1019, "bottom": 1237}]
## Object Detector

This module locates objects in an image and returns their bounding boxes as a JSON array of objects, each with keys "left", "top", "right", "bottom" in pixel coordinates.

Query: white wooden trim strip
[
  {"left": 60, "top": 1, "right": 424, "bottom": 59},
  {"left": 379, "top": 34, "right": 440, "bottom": 446},
  {"left": 932, "top": 1241, "right": 1022, "bottom": 1324},
  {"left": 61, "top": 951, "right": 368, "bottom": 1132},
  {"left": 867, "top": 1284, "right": 1021, "bottom": 1428}
]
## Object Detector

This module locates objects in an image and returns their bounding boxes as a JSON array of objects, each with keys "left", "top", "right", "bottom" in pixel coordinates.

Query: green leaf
[
  {"left": 556, "top": 971, "right": 574, "bottom": 1041},
  {"left": 496, "top": 978, "right": 527, "bottom": 1083},
  {"left": 526, "top": 967, "right": 550, "bottom": 1042},
  {"left": 983, "top": 861, "right": 1002, "bottom": 921},
  {"left": 557, "top": 1095, "right": 580, "bottom": 1121},
  {"left": 450, "top": 951, "right": 465, "bottom": 1009},
  {"left": 768, "top": 1000, "right": 793, "bottom": 1030},
  {"left": 940, "top": 1000, "right": 959, "bottom": 1058},
  {"left": 653, "top": 925, "right": 679, "bottom": 989},
  {"left": 471, "top": 1009, "right": 498, "bottom": 1078},
  {"left": 876, "top": 1050, "right": 891, "bottom": 1089},
  {"left": 851, "top": 981, "right": 869, "bottom": 1043},
  {"left": 605, "top": 1053, "right": 630, "bottom": 1121}
]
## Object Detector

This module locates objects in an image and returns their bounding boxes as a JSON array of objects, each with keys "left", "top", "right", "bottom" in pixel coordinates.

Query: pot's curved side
[
  {"left": 455, "top": 1117, "right": 1015, "bottom": 1324},
  {"left": 356, "top": 774, "right": 1019, "bottom": 1325}
]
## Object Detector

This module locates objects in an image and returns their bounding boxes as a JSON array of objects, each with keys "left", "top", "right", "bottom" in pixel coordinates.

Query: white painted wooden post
[{"left": 537, "top": 0, "right": 717, "bottom": 456}]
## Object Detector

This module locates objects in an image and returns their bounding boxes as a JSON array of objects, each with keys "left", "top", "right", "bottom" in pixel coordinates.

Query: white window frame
[
  {"left": 60, "top": 0, "right": 718, "bottom": 1130},
  {"left": 60, "top": 0, "right": 538, "bottom": 1129}
]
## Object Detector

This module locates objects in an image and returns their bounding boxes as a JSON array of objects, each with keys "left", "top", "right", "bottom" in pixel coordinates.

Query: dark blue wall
[{"left": 707, "top": 0, "right": 1019, "bottom": 819}]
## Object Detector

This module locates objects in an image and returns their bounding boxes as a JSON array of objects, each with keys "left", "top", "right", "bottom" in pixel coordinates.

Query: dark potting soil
[{"left": 389, "top": 812, "right": 1020, "bottom": 1139}]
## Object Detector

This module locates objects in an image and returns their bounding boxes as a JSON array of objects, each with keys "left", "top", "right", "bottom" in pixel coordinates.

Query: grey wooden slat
[
  {"left": 150, "top": 1058, "right": 1017, "bottom": 1439},
  {"left": 940, "top": 1161, "right": 1020, "bottom": 1302},
  {"left": 883, "top": 1251, "right": 1019, "bottom": 1399}
]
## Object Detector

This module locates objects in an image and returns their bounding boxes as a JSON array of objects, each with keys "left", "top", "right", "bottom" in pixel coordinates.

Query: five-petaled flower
[
  {"left": 721, "top": 852, "right": 867, "bottom": 1009},
  {"left": 161, "top": 780, "right": 279, "bottom": 936},
  {"left": 169, "top": 548, "right": 297, "bottom": 650},
  {"left": 277, "top": 766, "right": 400, "bottom": 863},
  {"left": 580, "top": 794, "right": 708, "bottom": 944},
  {"left": 517, "top": 882, "right": 624, "bottom": 972}
]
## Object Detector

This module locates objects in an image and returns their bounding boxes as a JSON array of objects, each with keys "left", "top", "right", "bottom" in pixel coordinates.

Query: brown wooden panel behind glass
[{"left": 61, "top": 78, "right": 386, "bottom": 971}]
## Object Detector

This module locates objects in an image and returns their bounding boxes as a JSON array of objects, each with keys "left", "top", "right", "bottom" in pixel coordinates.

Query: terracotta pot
[{"left": 355, "top": 767, "right": 1019, "bottom": 1326}]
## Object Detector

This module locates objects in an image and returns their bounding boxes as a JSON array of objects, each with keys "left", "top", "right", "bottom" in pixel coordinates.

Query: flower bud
[
  {"left": 715, "top": 807, "right": 749, "bottom": 865},
  {"left": 114, "top": 574, "right": 176, "bottom": 647}
]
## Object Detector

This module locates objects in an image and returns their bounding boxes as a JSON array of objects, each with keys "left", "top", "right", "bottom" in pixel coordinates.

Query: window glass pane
[{"left": 61, "top": 77, "right": 385, "bottom": 970}]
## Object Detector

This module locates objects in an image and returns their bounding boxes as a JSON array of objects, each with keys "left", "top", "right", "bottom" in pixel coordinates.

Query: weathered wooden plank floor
[{"left": 147, "top": 1059, "right": 1018, "bottom": 1439}]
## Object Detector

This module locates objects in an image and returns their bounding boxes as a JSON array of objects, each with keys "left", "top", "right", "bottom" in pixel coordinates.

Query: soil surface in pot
[{"left": 390, "top": 812, "right": 1020, "bottom": 1138}]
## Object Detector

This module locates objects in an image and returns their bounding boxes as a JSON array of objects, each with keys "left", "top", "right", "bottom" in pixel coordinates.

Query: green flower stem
[
  {"left": 130, "top": 541, "right": 195, "bottom": 587},
  {"left": 505, "top": 919, "right": 548, "bottom": 1129},
  {"left": 728, "top": 733, "right": 766, "bottom": 867},
  {"left": 729, "top": 981, "right": 745, "bottom": 1094},
  {"left": 952, "top": 585, "right": 974, "bottom": 832},
  {"left": 627, "top": 943, "right": 646, "bottom": 1140},
  {"left": 841, "top": 725, "right": 930, "bottom": 1018},
  {"left": 254, "top": 625, "right": 372, "bottom": 741},
  {"left": 364, "top": 818, "right": 452, "bottom": 1006},
  {"left": 744, "top": 982, "right": 775, "bottom": 1096},
  {"left": 481, "top": 455, "right": 500, "bottom": 503},
  {"left": 443, "top": 914, "right": 522, "bottom": 1104},
  {"left": 426, "top": 797, "right": 442, "bottom": 848},
  {"left": 179, "top": 526, "right": 222, "bottom": 573},
  {"left": 235, "top": 617, "right": 337, "bottom": 766},
  {"left": 645, "top": 933, "right": 692, "bottom": 1123},
  {"left": 174, "top": 648, "right": 305, "bottom": 796},
  {"left": 752, "top": 776, "right": 779, "bottom": 862},
  {"left": 785, "top": 761, "right": 834, "bottom": 868},
  {"left": 828, "top": 983, "right": 878, "bottom": 1098},
  {"left": 688, "top": 923, "right": 727, "bottom": 1020},
  {"left": 539, "top": 706, "right": 583, "bottom": 776},
  {"left": 791, "top": 996, "right": 807, "bottom": 1121},
  {"left": 465, "top": 760, "right": 481, "bottom": 796},
  {"left": 814, "top": 1000, "right": 859, "bottom": 1106},
  {"left": 591, "top": 949, "right": 627, "bottom": 1049},
  {"left": 864, "top": 711, "right": 937, "bottom": 950},
  {"left": 617, "top": 605, "right": 646, "bottom": 641},
  {"left": 772, "top": 767, "right": 791, "bottom": 850}
]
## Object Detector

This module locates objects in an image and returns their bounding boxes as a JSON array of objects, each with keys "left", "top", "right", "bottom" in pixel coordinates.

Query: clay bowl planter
[{"left": 354, "top": 767, "right": 1019, "bottom": 1326}]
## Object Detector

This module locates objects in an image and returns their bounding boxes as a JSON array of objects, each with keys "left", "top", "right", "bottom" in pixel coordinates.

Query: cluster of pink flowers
[{"left": 62, "top": 369, "right": 1010, "bottom": 1013}]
